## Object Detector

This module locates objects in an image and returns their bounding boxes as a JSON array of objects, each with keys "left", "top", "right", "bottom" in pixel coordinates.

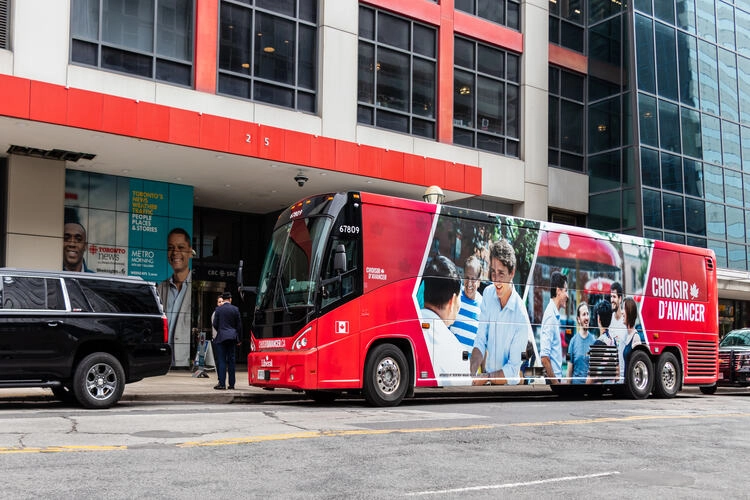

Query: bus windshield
[{"left": 256, "top": 216, "right": 332, "bottom": 311}]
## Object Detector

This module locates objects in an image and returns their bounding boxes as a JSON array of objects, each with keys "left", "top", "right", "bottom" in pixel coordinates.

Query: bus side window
[{"left": 322, "top": 239, "right": 358, "bottom": 307}]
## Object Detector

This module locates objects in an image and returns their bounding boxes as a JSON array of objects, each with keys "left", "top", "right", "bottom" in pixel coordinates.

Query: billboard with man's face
[{"left": 64, "top": 170, "right": 193, "bottom": 281}]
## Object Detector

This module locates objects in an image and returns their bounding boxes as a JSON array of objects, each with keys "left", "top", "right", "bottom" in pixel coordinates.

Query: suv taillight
[{"left": 162, "top": 316, "right": 169, "bottom": 343}]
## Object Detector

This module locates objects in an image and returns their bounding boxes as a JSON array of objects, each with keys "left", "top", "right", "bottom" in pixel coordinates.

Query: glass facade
[
  {"left": 455, "top": 0, "right": 520, "bottom": 30},
  {"left": 632, "top": 1, "right": 750, "bottom": 269},
  {"left": 577, "top": 0, "right": 750, "bottom": 270},
  {"left": 357, "top": 6, "right": 437, "bottom": 139},
  {"left": 453, "top": 36, "right": 520, "bottom": 156},
  {"left": 70, "top": 0, "right": 194, "bottom": 86},
  {"left": 218, "top": 0, "right": 318, "bottom": 112},
  {"left": 549, "top": 0, "right": 584, "bottom": 53},
  {"left": 548, "top": 67, "right": 585, "bottom": 171}
]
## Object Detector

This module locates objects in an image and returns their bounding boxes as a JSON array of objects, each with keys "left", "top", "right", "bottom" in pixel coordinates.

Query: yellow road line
[{"left": 3, "top": 412, "right": 750, "bottom": 454}]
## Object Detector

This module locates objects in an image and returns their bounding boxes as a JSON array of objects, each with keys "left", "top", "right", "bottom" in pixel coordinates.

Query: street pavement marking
[
  {"left": 404, "top": 471, "right": 622, "bottom": 496},
  {"left": 3, "top": 412, "right": 750, "bottom": 454},
  {"left": 176, "top": 424, "right": 495, "bottom": 448},
  {"left": 0, "top": 445, "right": 127, "bottom": 454}
]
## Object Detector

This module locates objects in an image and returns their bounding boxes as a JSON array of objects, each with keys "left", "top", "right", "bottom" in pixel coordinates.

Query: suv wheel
[{"left": 73, "top": 353, "right": 126, "bottom": 409}]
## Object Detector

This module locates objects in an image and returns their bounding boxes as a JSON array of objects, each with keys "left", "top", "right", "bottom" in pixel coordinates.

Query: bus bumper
[{"left": 247, "top": 351, "right": 315, "bottom": 390}]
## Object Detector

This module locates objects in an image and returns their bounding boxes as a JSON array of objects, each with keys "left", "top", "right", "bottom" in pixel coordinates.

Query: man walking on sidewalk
[{"left": 212, "top": 291, "right": 242, "bottom": 390}]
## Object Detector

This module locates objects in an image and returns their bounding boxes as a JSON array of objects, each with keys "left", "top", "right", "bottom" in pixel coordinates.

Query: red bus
[{"left": 244, "top": 192, "right": 718, "bottom": 406}]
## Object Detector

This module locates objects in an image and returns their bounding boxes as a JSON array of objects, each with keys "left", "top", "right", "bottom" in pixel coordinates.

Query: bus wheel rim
[
  {"left": 661, "top": 362, "right": 677, "bottom": 391},
  {"left": 633, "top": 360, "right": 649, "bottom": 391},
  {"left": 376, "top": 357, "right": 400, "bottom": 395}
]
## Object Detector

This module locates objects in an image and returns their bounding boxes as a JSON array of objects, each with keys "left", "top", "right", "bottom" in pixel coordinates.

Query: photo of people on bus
[
  {"left": 419, "top": 255, "right": 469, "bottom": 381},
  {"left": 419, "top": 209, "right": 657, "bottom": 388}
]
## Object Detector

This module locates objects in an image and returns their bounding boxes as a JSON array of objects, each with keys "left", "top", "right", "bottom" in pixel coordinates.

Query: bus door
[{"left": 315, "top": 220, "right": 362, "bottom": 387}]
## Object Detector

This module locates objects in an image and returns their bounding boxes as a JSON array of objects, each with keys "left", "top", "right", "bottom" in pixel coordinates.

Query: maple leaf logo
[
  {"left": 89, "top": 244, "right": 97, "bottom": 255},
  {"left": 690, "top": 282, "right": 699, "bottom": 299}
]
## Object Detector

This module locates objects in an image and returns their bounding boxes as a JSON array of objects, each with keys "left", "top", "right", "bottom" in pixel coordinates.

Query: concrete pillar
[{"left": 5, "top": 155, "right": 65, "bottom": 269}]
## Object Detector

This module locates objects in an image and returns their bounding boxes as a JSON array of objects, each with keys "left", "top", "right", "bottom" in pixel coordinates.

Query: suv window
[
  {"left": 75, "top": 278, "right": 160, "bottom": 314},
  {"left": 63, "top": 278, "right": 93, "bottom": 312},
  {"left": 0, "top": 276, "right": 65, "bottom": 310}
]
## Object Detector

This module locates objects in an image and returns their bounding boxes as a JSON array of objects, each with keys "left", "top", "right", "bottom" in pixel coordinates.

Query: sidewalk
[
  {"left": 0, "top": 366, "right": 555, "bottom": 405},
  {"left": 0, "top": 365, "right": 305, "bottom": 405}
]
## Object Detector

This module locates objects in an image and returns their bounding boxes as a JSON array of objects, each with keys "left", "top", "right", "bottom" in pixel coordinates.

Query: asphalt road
[{"left": 1, "top": 388, "right": 749, "bottom": 499}]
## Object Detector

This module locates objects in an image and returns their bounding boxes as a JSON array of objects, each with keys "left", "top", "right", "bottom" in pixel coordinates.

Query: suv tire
[{"left": 73, "top": 353, "right": 126, "bottom": 409}]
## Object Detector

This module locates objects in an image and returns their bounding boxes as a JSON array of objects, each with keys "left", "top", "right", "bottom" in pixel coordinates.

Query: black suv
[{"left": 0, "top": 269, "right": 171, "bottom": 408}]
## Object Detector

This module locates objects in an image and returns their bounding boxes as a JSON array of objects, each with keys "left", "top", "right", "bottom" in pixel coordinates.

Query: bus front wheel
[
  {"left": 363, "top": 344, "right": 409, "bottom": 407},
  {"left": 653, "top": 352, "right": 681, "bottom": 398},
  {"left": 625, "top": 350, "right": 653, "bottom": 399}
]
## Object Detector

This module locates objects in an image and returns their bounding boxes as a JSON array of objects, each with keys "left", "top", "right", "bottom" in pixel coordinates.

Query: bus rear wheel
[
  {"left": 653, "top": 352, "right": 680, "bottom": 398},
  {"left": 363, "top": 344, "right": 409, "bottom": 407},
  {"left": 625, "top": 350, "right": 653, "bottom": 399}
]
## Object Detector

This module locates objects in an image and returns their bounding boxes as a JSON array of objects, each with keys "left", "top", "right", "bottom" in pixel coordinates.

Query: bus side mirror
[
  {"left": 237, "top": 259, "right": 257, "bottom": 300},
  {"left": 320, "top": 245, "right": 348, "bottom": 295},
  {"left": 333, "top": 244, "right": 347, "bottom": 275}
]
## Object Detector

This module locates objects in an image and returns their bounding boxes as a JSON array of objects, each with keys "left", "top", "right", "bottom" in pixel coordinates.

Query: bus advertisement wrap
[{"left": 246, "top": 192, "right": 718, "bottom": 406}]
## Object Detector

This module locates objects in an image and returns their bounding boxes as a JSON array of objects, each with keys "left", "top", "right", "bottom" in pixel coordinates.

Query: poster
[{"left": 64, "top": 170, "right": 193, "bottom": 282}]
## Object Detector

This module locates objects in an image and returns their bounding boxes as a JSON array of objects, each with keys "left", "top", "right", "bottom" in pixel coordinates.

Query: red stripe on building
[{"left": 0, "top": 75, "right": 481, "bottom": 196}]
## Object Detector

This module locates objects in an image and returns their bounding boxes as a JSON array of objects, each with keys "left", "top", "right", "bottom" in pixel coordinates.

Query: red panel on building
[
  {"left": 67, "top": 88, "right": 103, "bottom": 130},
  {"left": 257, "top": 125, "right": 286, "bottom": 161},
  {"left": 168, "top": 108, "right": 201, "bottom": 147},
  {"left": 360, "top": 0, "right": 440, "bottom": 25},
  {"left": 0, "top": 75, "right": 30, "bottom": 119},
  {"left": 102, "top": 95, "right": 137, "bottom": 136},
  {"left": 358, "top": 145, "right": 382, "bottom": 179},
  {"left": 194, "top": 0, "right": 219, "bottom": 94},
  {"left": 310, "top": 135, "right": 335, "bottom": 171},
  {"left": 284, "top": 130, "right": 312, "bottom": 166},
  {"left": 381, "top": 149, "right": 404, "bottom": 182},
  {"left": 227, "top": 119, "right": 260, "bottom": 157},
  {"left": 29, "top": 81, "right": 67, "bottom": 125},
  {"left": 444, "top": 161, "right": 465, "bottom": 192},
  {"left": 334, "top": 141, "right": 359, "bottom": 175},
  {"left": 136, "top": 101, "right": 170, "bottom": 142},
  {"left": 424, "top": 158, "right": 446, "bottom": 188},
  {"left": 200, "top": 114, "right": 230, "bottom": 152},
  {"left": 464, "top": 164, "right": 482, "bottom": 195},
  {"left": 403, "top": 154, "right": 426, "bottom": 186},
  {"left": 549, "top": 44, "right": 588, "bottom": 74},
  {"left": 454, "top": 11, "right": 523, "bottom": 53}
]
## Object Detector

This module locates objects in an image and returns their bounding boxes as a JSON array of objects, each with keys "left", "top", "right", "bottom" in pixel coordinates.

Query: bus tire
[
  {"left": 363, "top": 344, "right": 409, "bottom": 407},
  {"left": 652, "top": 352, "right": 680, "bottom": 398},
  {"left": 625, "top": 350, "right": 653, "bottom": 400},
  {"left": 699, "top": 384, "right": 717, "bottom": 395}
]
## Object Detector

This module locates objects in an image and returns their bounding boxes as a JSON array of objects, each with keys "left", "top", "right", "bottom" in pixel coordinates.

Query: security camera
[{"left": 294, "top": 172, "right": 309, "bottom": 187}]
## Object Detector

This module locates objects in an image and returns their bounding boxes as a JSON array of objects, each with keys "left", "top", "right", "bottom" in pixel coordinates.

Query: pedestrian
[{"left": 212, "top": 291, "right": 242, "bottom": 390}]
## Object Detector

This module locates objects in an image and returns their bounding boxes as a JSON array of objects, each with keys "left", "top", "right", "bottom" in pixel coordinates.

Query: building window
[
  {"left": 0, "top": 0, "right": 8, "bottom": 50},
  {"left": 549, "top": 0, "right": 584, "bottom": 53},
  {"left": 453, "top": 36, "right": 520, "bottom": 157},
  {"left": 455, "top": 0, "right": 520, "bottom": 31},
  {"left": 70, "top": 0, "right": 194, "bottom": 87},
  {"left": 549, "top": 66, "right": 584, "bottom": 171},
  {"left": 218, "top": 0, "right": 317, "bottom": 112},
  {"left": 357, "top": 6, "right": 437, "bottom": 139}
]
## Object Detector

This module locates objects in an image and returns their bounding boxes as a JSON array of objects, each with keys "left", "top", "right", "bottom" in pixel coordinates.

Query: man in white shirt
[{"left": 608, "top": 282, "right": 627, "bottom": 381}]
